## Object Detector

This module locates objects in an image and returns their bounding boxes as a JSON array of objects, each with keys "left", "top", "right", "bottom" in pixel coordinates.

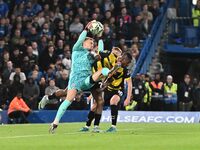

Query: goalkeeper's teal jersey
[{"left": 68, "top": 30, "right": 98, "bottom": 91}]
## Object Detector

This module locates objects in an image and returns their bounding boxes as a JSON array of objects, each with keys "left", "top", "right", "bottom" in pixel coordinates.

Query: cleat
[
  {"left": 92, "top": 126, "right": 101, "bottom": 133},
  {"left": 79, "top": 126, "right": 89, "bottom": 132},
  {"left": 38, "top": 95, "right": 49, "bottom": 110},
  {"left": 106, "top": 127, "right": 117, "bottom": 133},
  {"left": 49, "top": 123, "right": 58, "bottom": 134}
]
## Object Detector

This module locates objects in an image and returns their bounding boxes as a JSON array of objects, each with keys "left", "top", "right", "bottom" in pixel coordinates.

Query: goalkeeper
[
  {"left": 49, "top": 21, "right": 110, "bottom": 133},
  {"left": 39, "top": 47, "right": 122, "bottom": 132}
]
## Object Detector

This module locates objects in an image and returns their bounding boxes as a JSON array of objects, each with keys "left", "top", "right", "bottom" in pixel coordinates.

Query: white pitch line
[
  {"left": 0, "top": 134, "right": 50, "bottom": 139},
  {"left": 0, "top": 128, "right": 140, "bottom": 139}
]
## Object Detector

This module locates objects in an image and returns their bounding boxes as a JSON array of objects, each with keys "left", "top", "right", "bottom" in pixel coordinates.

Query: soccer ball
[{"left": 89, "top": 20, "right": 104, "bottom": 37}]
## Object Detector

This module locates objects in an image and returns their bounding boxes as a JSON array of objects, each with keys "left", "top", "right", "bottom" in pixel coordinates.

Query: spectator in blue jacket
[{"left": 0, "top": 0, "right": 9, "bottom": 18}]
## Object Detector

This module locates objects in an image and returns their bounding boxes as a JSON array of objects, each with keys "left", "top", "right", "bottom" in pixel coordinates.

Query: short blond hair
[
  {"left": 112, "top": 47, "right": 122, "bottom": 53},
  {"left": 85, "top": 37, "right": 94, "bottom": 42}
]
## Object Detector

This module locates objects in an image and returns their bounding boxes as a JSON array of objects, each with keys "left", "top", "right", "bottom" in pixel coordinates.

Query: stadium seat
[{"left": 183, "top": 26, "right": 199, "bottom": 47}]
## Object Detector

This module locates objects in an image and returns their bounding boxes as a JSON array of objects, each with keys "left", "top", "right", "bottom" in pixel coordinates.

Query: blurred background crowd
[{"left": 4, "top": 0, "right": 195, "bottom": 112}]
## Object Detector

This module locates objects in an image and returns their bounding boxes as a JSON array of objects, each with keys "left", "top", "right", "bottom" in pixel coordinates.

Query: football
[{"left": 89, "top": 20, "right": 104, "bottom": 37}]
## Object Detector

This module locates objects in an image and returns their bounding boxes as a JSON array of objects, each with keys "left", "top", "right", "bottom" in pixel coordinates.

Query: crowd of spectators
[
  {"left": 125, "top": 73, "right": 200, "bottom": 112},
  {"left": 0, "top": 0, "right": 165, "bottom": 111}
]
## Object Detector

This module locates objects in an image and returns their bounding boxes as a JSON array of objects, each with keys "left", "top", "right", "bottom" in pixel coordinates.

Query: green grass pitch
[{"left": 0, "top": 123, "right": 200, "bottom": 150}]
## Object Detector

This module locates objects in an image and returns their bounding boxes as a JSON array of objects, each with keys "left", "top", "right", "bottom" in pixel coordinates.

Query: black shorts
[
  {"left": 8, "top": 111, "right": 29, "bottom": 119},
  {"left": 103, "top": 88, "right": 123, "bottom": 106}
]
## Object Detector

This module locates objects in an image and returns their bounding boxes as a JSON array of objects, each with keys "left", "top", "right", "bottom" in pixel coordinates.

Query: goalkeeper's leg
[{"left": 49, "top": 89, "right": 77, "bottom": 133}]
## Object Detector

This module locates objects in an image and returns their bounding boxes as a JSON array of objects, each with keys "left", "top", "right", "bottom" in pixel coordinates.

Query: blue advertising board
[
  {"left": 1, "top": 110, "right": 200, "bottom": 124},
  {"left": 0, "top": 110, "right": 2, "bottom": 124},
  {"left": 101, "top": 111, "right": 200, "bottom": 123}
]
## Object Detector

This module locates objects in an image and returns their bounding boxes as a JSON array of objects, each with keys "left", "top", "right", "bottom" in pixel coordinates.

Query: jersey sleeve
[
  {"left": 72, "top": 30, "right": 87, "bottom": 51},
  {"left": 124, "top": 68, "right": 131, "bottom": 79},
  {"left": 99, "top": 51, "right": 110, "bottom": 58}
]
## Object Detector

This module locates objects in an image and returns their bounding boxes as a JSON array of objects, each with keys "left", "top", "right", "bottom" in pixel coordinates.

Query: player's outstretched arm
[
  {"left": 124, "top": 77, "right": 132, "bottom": 106},
  {"left": 73, "top": 21, "right": 93, "bottom": 50},
  {"left": 98, "top": 39, "right": 104, "bottom": 52},
  {"left": 73, "top": 30, "right": 87, "bottom": 50}
]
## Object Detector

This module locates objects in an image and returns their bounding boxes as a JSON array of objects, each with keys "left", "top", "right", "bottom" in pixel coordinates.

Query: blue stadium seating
[{"left": 183, "top": 26, "right": 199, "bottom": 47}]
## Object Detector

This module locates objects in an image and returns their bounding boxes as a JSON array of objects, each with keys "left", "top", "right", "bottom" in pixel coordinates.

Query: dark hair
[
  {"left": 184, "top": 74, "right": 190, "bottom": 79},
  {"left": 145, "top": 74, "right": 150, "bottom": 78},
  {"left": 16, "top": 91, "right": 22, "bottom": 95},
  {"left": 155, "top": 73, "right": 160, "bottom": 76},
  {"left": 123, "top": 52, "right": 132, "bottom": 61},
  {"left": 121, "top": 7, "right": 127, "bottom": 11}
]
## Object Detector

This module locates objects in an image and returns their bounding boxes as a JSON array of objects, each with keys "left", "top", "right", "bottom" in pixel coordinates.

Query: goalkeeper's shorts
[{"left": 68, "top": 75, "right": 94, "bottom": 91}]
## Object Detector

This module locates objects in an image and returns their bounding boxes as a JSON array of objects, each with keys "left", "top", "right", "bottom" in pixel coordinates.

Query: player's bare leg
[
  {"left": 91, "top": 89, "right": 104, "bottom": 133},
  {"left": 38, "top": 89, "right": 68, "bottom": 109}
]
